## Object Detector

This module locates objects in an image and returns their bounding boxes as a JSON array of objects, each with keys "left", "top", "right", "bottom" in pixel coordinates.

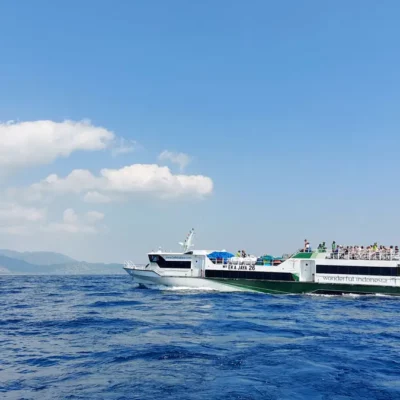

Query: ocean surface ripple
[{"left": 1, "top": 275, "right": 400, "bottom": 400}]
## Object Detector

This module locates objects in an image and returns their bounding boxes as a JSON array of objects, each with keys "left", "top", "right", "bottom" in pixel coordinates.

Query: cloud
[
  {"left": 83, "top": 191, "right": 112, "bottom": 204},
  {"left": 63, "top": 208, "right": 79, "bottom": 224},
  {"left": 21, "top": 164, "right": 213, "bottom": 201},
  {"left": 158, "top": 150, "right": 191, "bottom": 171},
  {"left": 41, "top": 209, "right": 104, "bottom": 234},
  {"left": 85, "top": 211, "right": 105, "bottom": 223},
  {"left": 111, "top": 138, "right": 137, "bottom": 157},
  {"left": 0, "top": 201, "right": 104, "bottom": 236},
  {"left": 0, "top": 202, "right": 46, "bottom": 235},
  {"left": 0, "top": 119, "right": 115, "bottom": 170},
  {"left": 0, "top": 225, "right": 31, "bottom": 235},
  {"left": 0, "top": 202, "right": 46, "bottom": 223}
]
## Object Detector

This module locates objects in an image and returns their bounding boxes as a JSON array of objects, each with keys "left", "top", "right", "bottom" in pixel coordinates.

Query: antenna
[{"left": 179, "top": 228, "right": 195, "bottom": 252}]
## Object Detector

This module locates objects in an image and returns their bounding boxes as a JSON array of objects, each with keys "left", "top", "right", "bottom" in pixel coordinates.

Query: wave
[{"left": 138, "top": 284, "right": 226, "bottom": 292}]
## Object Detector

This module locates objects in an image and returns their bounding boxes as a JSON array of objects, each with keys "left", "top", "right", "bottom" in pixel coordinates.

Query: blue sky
[{"left": 0, "top": 1, "right": 400, "bottom": 262}]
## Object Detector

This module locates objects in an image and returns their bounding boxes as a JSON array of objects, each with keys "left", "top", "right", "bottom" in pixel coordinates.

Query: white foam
[
  {"left": 305, "top": 292, "right": 362, "bottom": 298},
  {"left": 142, "top": 284, "right": 221, "bottom": 292},
  {"left": 307, "top": 292, "right": 399, "bottom": 299},
  {"left": 163, "top": 286, "right": 219, "bottom": 291},
  {"left": 375, "top": 293, "right": 398, "bottom": 298},
  {"left": 342, "top": 293, "right": 362, "bottom": 298}
]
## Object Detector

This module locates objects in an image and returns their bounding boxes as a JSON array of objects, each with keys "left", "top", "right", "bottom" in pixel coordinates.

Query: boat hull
[
  {"left": 124, "top": 268, "right": 400, "bottom": 296},
  {"left": 123, "top": 268, "right": 248, "bottom": 292},
  {"left": 208, "top": 278, "right": 400, "bottom": 296}
]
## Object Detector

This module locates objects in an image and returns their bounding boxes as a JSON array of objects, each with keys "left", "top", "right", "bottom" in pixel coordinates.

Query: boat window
[
  {"left": 148, "top": 255, "right": 191, "bottom": 269},
  {"left": 316, "top": 265, "right": 399, "bottom": 277},
  {"left": 205, "top": 269, "right": 295, "bottom": 281}
]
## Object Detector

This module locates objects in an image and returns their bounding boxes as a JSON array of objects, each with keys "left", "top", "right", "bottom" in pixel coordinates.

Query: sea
[{"left": 1, "top": 275, "right": 400, "bottom": 400}]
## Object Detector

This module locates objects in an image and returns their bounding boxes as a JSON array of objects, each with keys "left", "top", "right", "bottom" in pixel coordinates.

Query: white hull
[{"left": 124, "top": 267, "right": 248, "bottom": 292}]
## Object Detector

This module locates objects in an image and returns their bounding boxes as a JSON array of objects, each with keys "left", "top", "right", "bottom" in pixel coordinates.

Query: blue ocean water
[{"left": 1, "top": 275, "right": 400, "bottom": 400}]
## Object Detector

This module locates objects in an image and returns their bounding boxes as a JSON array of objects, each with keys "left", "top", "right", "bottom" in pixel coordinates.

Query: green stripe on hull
[{"left": 207, "top": 278, "right": 400, "bottom": 296}]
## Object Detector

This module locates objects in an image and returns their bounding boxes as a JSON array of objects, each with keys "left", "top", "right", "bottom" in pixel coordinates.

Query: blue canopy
[{"left": 207, "top": 251, "right": 234, "bottom": 259}]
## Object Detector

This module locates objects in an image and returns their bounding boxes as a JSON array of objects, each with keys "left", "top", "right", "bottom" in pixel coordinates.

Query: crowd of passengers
[
  {"left": 302, "top": 239, "right": 399, "bottom": 259},
  {"left": 235, "top": 250, "right": 248, "bottom": 257}
]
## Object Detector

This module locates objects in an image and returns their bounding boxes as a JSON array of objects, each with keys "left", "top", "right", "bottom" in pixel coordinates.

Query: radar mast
[{"left": 179, "top": 228, "right": 195, "bottom": 252}]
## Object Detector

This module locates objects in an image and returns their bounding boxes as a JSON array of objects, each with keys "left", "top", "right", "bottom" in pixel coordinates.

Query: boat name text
[
  {"left": 222, "top": 265, "right": 256, "bottom": 271},
  {"left": 318, "top": 275, "right": 398, "bottom": 285}
]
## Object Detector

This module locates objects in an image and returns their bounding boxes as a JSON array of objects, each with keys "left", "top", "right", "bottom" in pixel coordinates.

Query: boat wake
[
  {"left": 306, "top": 292, "right": 400, "bottom": 299},
  {"left": 137, "top": 284, "right": 223, "bottom": 292}
]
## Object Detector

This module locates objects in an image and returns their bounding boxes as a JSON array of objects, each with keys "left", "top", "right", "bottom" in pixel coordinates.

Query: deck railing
[
  {"left": 123, "top": 261, "right": 149, "bottom": 269},
  {"left": 325, "top": 250, "right": 400, "bottom": 261},
  {"left": 208, "top": 258, "right": 232, "bottom": 265}
]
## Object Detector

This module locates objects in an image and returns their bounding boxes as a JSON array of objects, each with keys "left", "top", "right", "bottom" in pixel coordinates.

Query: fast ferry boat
[{"left": 123, "top": 230, "right": 400, "bottom": 296}]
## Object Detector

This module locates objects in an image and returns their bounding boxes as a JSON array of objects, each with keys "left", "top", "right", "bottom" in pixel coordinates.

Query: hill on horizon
[
  {"left": 0, "top": 249, "right": 77, "bottom": 265},
  {"left": 0, "top": 249, "right": 125, "bottom": 275}
]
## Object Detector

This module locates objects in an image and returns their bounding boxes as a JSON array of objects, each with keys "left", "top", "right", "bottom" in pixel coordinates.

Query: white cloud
[
  {"left": 85, "top": 211, "right": 105, "bottom": 223},
  {"left": 0, "top": 203, "right": 46, "bottom": 223},
  {"left": 21, "top": 164, "right": 213, "bottom": 201},
  {"left": 0, "top": 225, "right": 30, "bottom": 235},
  {"left": 63, "top": 208, "right": 79, "bottom": 224},
  {"left": 83, "top": 191, "right": 112, "bottom": 204},
  {"left": 158, "top": 150, "right": 191, "bottom": 171},
  {"left": 0, "top": 119, "right": 115, "bottom": 169},
  {"left": 0, "top": 202, "right": 104, "bottom": 236},
  {"left": 0, "top": 202, "right": 46, "bottom": 236},
  {"left": 36, "top": 170, "right": 98, "bottom": 194},
  {"left": 111, "top": 138, "right": 137, "bottom": 157},
  {"left": 42, "top": 209, "right": 104, "bottom": 234}
]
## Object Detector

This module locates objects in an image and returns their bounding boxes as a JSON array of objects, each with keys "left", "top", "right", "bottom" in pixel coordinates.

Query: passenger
[
  {"left": 242, "top": 250, "right": 247, "bottom": 258},
  {"left": 322, "top": 241, "right": 327, "bottom": 251},
  {"left": 236, "top": 250, "right": 241, "bottom": 257},
  {"left": 332, "top": 241, "right": 337, "bottom": 252}
]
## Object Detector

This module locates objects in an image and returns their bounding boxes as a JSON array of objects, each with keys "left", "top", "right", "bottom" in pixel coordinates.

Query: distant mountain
[
  {"left": 0, "top": 255, "right": 47, "bottom": 274},
  {"left": 0, "top": 266, "right": 11, "bottom": 274},
  {"left": 45, "top": 261, "right": 126, "bottom": 275},
  {"left": 0, "top": 249, "right": 76, "bottom": 265},
  {"left": 0, "top": 251, "right": 125, "bottom": 275}
]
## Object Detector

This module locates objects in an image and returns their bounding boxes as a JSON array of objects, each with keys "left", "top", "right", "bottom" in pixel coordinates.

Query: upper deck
[{"left": 293, "top": 249, "right": 400, "bottom": 262}]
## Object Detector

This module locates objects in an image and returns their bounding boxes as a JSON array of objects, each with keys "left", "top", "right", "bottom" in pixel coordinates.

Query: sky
[{"left": 0, "top": 0, "right": 400, "bottom": 263}]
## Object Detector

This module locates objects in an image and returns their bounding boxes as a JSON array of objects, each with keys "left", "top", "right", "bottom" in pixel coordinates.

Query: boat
[{"left": 123, "top": 229, "right": 400, "bottom": 296}]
